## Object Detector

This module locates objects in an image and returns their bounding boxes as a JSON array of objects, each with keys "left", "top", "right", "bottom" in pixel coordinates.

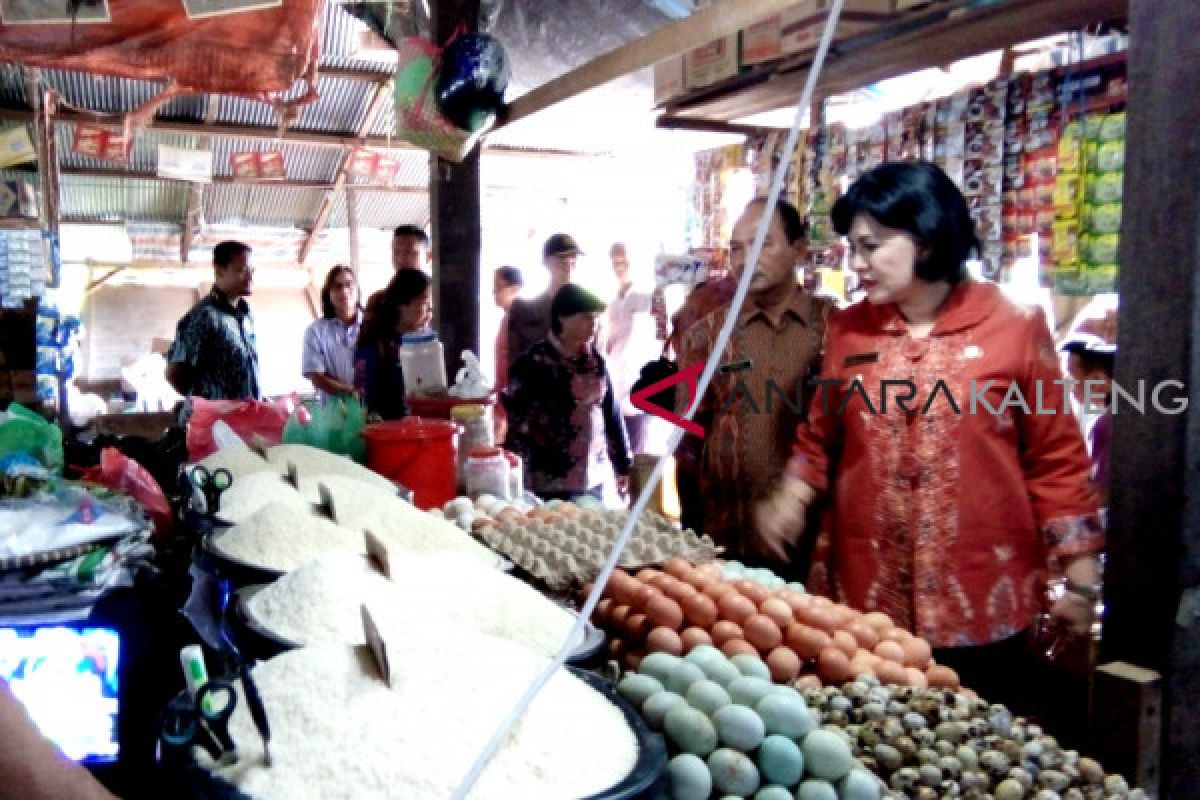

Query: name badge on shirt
[{"left": 842, "top": 352, "right": 879, "bottom": 367}]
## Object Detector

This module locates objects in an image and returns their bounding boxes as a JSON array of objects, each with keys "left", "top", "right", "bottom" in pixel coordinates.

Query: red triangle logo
[{"left": 630, "top": 360, "right": 706, "bottom": 438}]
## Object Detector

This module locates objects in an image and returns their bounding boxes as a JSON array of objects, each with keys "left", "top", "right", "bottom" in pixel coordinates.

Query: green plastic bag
[
  {"left": 282, "top": 397, "right": 366, "bottom": 463},
  {"left": 0, "top": 402, "right": 63, "bottom": 471}
]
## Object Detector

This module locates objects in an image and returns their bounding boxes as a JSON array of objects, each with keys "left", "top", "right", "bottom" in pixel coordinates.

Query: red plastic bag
[
  {"left": 186, "top": 398, "right": 291, "bottom": 462},
  {"left": 82, "top": 448, "right": 172, "bottom": 537}
]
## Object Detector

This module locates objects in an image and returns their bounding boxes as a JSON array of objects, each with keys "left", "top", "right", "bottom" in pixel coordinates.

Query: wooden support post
[
  {"left": 346, "top": 186, "right": 360, "bottom": 274},
  {"left": 1101, "top": 1, "right": 1200, "bottom": 795},
  {"left": 23, "top": 69, "right": 59, "bottom": 239},
  {"left": 431, "top": 0, "right": 481, "bottom": 374},
  {"left": 1091, "top": 662, "right": 1163, "bottom": 792},
  {"left": 182, "top": 96, "right": 219, "bottom": 264}
]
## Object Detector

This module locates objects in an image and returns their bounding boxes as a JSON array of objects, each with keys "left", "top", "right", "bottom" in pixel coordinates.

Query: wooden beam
[
  {"left": 346, "top": 186, "right": 359, "bottom": 273},
  {"left": 656, "top": 115, "right": 786, "bottom": 137},
  {"left": 666, "top": 0, "right": 1128, "bottom": 121},
  {"left": 181, "top": 95, "right": 220, "bottom": 263},
  {"left": 299, "top": 77, "right": 395, "bottom": 264},
  {"left": 23, "top": 68, "right": 59, "bottom": 239},
  {"left": 1101, "top": 1, "right": 1200, "bottom": 794},
  {"left": 84, "top": 265, "right": 127, "bottom": 295},
  {"left": 503, "top": 0, "right": 800, "bottom": 126}
]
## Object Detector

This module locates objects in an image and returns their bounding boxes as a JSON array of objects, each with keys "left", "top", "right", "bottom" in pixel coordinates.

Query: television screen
[{"left": 0, "top": 626, "right": 120, "bottom": 762}]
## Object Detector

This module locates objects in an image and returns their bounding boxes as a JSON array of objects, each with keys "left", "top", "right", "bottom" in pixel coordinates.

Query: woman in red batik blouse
[{"left": 758, "top": 162, "right": 1104, "bottom": 708}]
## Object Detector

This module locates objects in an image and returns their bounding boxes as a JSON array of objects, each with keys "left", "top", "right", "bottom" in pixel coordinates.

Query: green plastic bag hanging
[
  {"left": 0, "top": 402, "right": 63, "bottom": 471},
  {"left": 282, "top": 396, "right": 366, "bottom": 463}
]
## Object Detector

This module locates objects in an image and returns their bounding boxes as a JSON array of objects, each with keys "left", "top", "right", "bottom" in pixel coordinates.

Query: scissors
[
  {"left": 160, "top": 679, "right": 239, "bottom": 767},
  {"left": 189, "top": 466, "right": 232, "bottom": 516}
]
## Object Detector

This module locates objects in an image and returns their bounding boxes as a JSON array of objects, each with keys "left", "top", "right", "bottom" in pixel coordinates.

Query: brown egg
[
  {"left": 861, "top": 611, "right": 894, "bottom": 631},
  {"left": 593, "top": 598, "right": 614, "bottom": 628},
  {"left": 606, "top": 637, "right": 627, "bottom": 660},
  {"left": 710, "top": 620, "right": 743, "bottom": 647},
  {"left": 901, "top": 636, "right": 933, "bottom": 669},
  {"left": 625, "top": 649, "right": 645, "bottom": 672},
  {"left": 629, "top": 583, "right": 657, "bottom": 612},
  {"left": 794, "top": 674, "right": 823, "bottom": 691},
  {"left": 680, "top": 627, "right": 714, "bottom": 653},
  {"left": 795, "top": 605, "right": 835, "bottom": 633},
  {"left": 904, "top": 667, "right": 929, "bottom": 689},
  {"left": 875, "top": 660, "right": 908, "bottom": 686},
  {"left": 783, "top": 591, "right": 814, "bottom": 616},
  {"left": 646, "top": 626, "right": 684, "bottom": 657},
  {"left": 703, "top": 581, "right": 738, "bottom": 602},
  {"left": 925, "top": 664, "right": 960, "bottom": 689},
  {"left": 874, "top": 640, "right": 906, "bottom": 663},
  {"left": 667, "top": 581, "right": 699, "bottom": 606},
  {"left": 625, "top": 612, "right": 652, "bottom": 642},
  {"left": 882, "top": 627, "right": 909, "bottom": 643},
  {"left": 744, "top": 614, "right": 784, "bottom": 653},
  {"left": 766, "top": 647, "right": 802, "bottom": 683},
  {"left": 811, "top": 595, "right": 833, "bottom": 608},
  {"left": 718, "top": 593, "right": 758, "bottom": 625},
  {"left": 848, "top": 656, "right": 877, "bottom": 680},
  {"left": 830, "top": 605, "right": 860, "bottom": 629},
  {"left": 604, "top": 571, "right": 634, "bottom": 603},
  {"left": 685, "top": 571, "right": 712, "bottom": 591},
  {"left": 785, "top": 623, "right": 831, "bottom": 660},
  {"left": 735, "top": 581, "right": 770, "bottom": 606},
  {"left": 694, "top": 562, "right": 724, "bottom": 582},
  {"left": 847, "top": 621, "right": 881, "bottom": 651},
  {"left": 816, "top": 647, "right": 855, "bottom": 684},
  {"left": 608, "top": 604, "right": 632, "bottom": 633},
  {"left": 635, "top": 568, "right": 659, "bottom": 583},
  {"left": 759, "top": 597, "right": 794, "bottom": 628},
  {"left": 721, "top": 638, "right": 759, "bottom": 659},
  {"left": 645, "top": 595, "right": 684, "bottom": 630},
  {"left": 650, "top": 573, "right": 679, "bottom": 594},
  {"left": 682, "top": 593, "right": 719, "bottom": 628},
  {"left": 663, "top": 557, "right": 694, "bottom": 580},
  {"left": 831, "top": 630, "right": 859, "bottom": 659}
]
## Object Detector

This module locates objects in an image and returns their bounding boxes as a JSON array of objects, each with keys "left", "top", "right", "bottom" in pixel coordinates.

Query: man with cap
[
  {"left": 503, "top": 283, "right": 631, "bottom": 503},
  {"left": 504, "top": 233, "right": 582, "bottom": 375},
  {"left": 1062, "top": 328, "right": 1116, "bottom": 503}
]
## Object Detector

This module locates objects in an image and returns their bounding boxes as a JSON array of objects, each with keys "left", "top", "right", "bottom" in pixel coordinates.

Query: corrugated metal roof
[
  {"left": 209, "top": 138, "right": 343, "bottom": 182},
  {"left": 57, "top": 122, "right": 197, "bottom": 173},
  {"left": 204, "top": 184, "right": 325, "bottom": 228},
  {"left": 319, "top": 2, "right": 397, "bottom": 76},
  {"left": 157, "top": 94, "right": 207, "bottom": 123},
  {"left": 0, "top": 63, "right": 25, "bottom": 106},
  {"left": 326, "top": 188, "right": 429, "bottom": 229},
  {"left": 59, "top": 175, "right": 188, "bottom": 223},
  {"left": 42, "top": 69, "right": 167, "bottom": 114}
]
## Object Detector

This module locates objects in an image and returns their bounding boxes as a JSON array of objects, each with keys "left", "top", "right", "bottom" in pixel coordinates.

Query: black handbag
[{"left": 630, "top": 355, "right": 680, "bottom": 413}]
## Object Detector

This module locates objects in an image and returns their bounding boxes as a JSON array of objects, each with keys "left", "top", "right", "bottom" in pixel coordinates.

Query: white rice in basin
[
  {"left": 264, "top": 444, "right": 397, "bottom": 493},
  {"left": 218, "top": 626, "right": 639, "bottom": 800}
]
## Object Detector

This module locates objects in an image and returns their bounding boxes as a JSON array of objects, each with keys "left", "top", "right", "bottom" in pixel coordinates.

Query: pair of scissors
[
  {"left": 189, "top": 466, "right": 232, "bottom": 516},
  {"left": 160, "top": 679, "right": 239, "bottom": 767}
]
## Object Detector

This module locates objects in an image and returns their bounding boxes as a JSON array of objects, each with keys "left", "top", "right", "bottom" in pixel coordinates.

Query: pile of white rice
[
  {"left": 218, "top": 625, "right": 638, "bottom": 800},
  {"left": 195, "top": 446, "right": 274, "bottom": 482},
  {"left": 244, "top": 551, "right": 577, "bottom": 657},
  {"left": 264, "top": 444, "right": 397, "bottom": 493},
  {"left": 216, "top": 473, "right": 310, "bottom": 524},
  {"left": 210, "top": 502, "right": 365, "bottom": 572},
  {"left": 297, "top": 475, "right": 497, "bottom": 566}
]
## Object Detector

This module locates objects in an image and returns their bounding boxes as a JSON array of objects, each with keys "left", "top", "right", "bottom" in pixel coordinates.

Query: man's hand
[{"left": 754, "top": 476, "right": 816, "bottom": 562}]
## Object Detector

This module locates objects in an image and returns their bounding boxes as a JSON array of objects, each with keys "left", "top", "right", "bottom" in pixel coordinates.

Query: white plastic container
[
  {"left": 399, "top": 330, "right": 447, "bottom": 396},
  {"left": 465, "top": 447, "right": 510, "bottom": 500},
  {"left": 451, "top": 404, "right": 494, "bottom": 490}
]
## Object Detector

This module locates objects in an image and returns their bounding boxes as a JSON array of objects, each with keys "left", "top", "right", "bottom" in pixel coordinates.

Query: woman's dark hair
[
  {"left": 359, "top": 268, "right": 431, "bottom": 351},
  {"left": 831, "top": 161, "right": 980, "bottom": 284},
  {"left": 320, "top": 265, "right": 360, "bottom": 319},
  {"left": 495, "top": 265, "right": 523, "bottom": 288}
]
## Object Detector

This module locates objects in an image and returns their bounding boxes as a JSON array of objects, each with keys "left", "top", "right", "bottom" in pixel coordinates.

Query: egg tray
[
  {"left": 230, "top": 583, "right": 608, "bottom": 668},
  {"left": 475, "top": 511, "right": 720, "bottom": 592}
]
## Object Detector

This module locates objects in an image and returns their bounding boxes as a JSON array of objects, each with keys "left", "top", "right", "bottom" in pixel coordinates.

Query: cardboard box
[
  {"left": 684, "top": 35, "right": 740, "bottom": 89},
  {"left": 781, "top": 0, "right": 898, "bottom": 56},
  {"left": 741, "top": 15, "right": 783, "bottom": 65},
  {"left": 654, "top": 55, "right": 686, "bottom": 106}
]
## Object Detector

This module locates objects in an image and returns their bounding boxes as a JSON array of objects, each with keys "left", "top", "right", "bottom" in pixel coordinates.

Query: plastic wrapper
[
  {"left": 0, "top": 0, "right": 322, "bottom": 115},
  {"left": 0, "top": 402, "right": 63, "bottom": 471},
  {"left": 80, "top": 448, "right": 172, "bottom": 537},
  {"left": 185, "top": 398, "right": 291, "bottom": 462},
  {"left": 281, "top": 396, "right": 367, "bottom": 463},
  {"left": 393, "top": 36, "right": 487, "bottom": 162}
]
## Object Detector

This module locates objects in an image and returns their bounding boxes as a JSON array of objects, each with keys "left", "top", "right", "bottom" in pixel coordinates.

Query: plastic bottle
[
  {"left": 451, "top": 404, "right": 494, "bottom": 489},
  {"left": 399, "top": 330, "right": 447, "bottom": 396},
  {"left": 465, "top": 447, "right": 510, "bottom": 500}
]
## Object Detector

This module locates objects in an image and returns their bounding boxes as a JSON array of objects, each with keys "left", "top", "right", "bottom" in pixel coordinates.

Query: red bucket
[{"left": 361, "top": 417, "right": 460, "bottom": 510}]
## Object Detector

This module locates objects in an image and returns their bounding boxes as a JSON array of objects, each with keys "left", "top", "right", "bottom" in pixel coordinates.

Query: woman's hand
[
  {"left": 1049, "top": 589, "right": 1095, "bottom": 636},
  {"left": 755, "top": 477, "right": 816, "bottom": 562}
]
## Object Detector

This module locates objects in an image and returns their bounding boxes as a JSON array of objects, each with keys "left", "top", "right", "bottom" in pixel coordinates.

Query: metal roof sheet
[
  {"left": 203, "top": 183, "right": 325, "bottom": 228},
  {"left": 59, "top": 174, "right": 188, "bottom": 223},
  {"left": 326, "top": 188, "right": 428, "bottom": 230}
]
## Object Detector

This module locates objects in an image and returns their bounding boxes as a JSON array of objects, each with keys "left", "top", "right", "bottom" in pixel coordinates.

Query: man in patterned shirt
[{"left": 166, "top": 240, "right": 261, "bottom": 400}]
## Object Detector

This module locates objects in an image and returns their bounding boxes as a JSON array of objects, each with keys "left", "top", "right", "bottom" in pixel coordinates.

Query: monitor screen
[{"left": 0, "top": 626, "right": 120, "bottom": 763}]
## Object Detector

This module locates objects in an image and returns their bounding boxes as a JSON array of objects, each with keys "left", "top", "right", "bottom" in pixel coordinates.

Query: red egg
[
  {"left": 718, "top": 593, "right": 758, "bottom": 625},
  {"left": 625, "top": 612, "right": 652, "bottom": 642},
  {"left": 710, "top": 620, "right": 743, "bottom": 647},
  {"left": 721, "top": 638, "right": 759, "bottom": 658},
  {"left": 759, "top": 597, "right": 794, "bottom": 628},
  {"left": 680, "top": 627, "right": 713, "bottom": 653},
  {"left": 682, "top": 593, "right": 719, "bottom": 628},
  {"left": 645, "top": 595, "right": 685, "bottom": 630},
  {"left": 663, "top": 557, "right": 694, "bottom": 580},
  {"left": 786, "top": 624, "right": 831, "bottom": 660},
  {"left": 766, "top": 647, "right": 802, "bottom": 683},
  {"left": 743, "top": 614, "right": 784, "bottom": 653},
  {"left": 735, "top": 581, "right": 770, "bottom": 606},
  {"left": 831, "top": 630, "right": 859, "bottom": 659},
  {"left": 646, "top": 626, "right": 684, "bottom": 657}
]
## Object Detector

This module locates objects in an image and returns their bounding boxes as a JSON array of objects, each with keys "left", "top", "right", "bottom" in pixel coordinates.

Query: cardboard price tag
[
  {"left": 361, "top": 604, "right": 393, "bottom": 687},
  {"left": 315, "top": 483, "right": 338, "bottom": 524},
  {"left": 364, "top": 531, "right": 392, "bottom": 580}
]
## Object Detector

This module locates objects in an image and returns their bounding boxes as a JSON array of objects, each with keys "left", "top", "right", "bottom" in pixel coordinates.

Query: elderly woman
[
  {"left": 758, "top": 162, "right": 1104, "bottom": 707},
  {"left": 353, "top": 268, "right": 432, "bottom": 420},
  {"left": 503, "top": 284, "right": 631, "bottom": 503},
  {"left": 302, "top": 265, "right": 362, "bottom": 402}
]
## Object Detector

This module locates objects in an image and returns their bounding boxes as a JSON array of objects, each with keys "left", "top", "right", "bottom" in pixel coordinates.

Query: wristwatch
[{"left": 1064, "top": 576, "right": 1102, "bottom": 602}]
